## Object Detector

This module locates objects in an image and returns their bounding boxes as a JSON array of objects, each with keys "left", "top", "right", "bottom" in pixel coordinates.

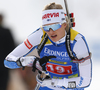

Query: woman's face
[{"left": 44, "top": 23, "right": 67, "bottom": 42}]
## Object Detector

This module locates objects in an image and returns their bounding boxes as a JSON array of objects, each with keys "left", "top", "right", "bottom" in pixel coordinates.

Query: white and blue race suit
[{"left": 4, "top": 27, "right": 92, "bottom": 90}]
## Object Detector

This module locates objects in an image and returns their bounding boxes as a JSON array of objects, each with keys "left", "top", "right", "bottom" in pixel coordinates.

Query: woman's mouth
[{"left": 51, "top": 35, "right": 57, "bottom": 38}]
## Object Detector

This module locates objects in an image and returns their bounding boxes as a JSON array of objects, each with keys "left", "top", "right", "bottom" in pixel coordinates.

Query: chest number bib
[{"left": 46, "top": 63, "right": 73, "bottom": 75}]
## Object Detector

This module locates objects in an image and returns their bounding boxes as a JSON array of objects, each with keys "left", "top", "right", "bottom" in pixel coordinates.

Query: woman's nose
[{"left": 49, "top": 28, "right": 54, "bottom": 34}]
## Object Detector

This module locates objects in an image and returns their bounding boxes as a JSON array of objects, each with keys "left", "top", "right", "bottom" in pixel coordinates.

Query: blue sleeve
[{"left": 4, "top": 60, "right": 21, "bottom": 69}]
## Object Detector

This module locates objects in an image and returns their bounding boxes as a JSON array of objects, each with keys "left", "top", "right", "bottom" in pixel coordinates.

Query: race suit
[{"left": 4, "top": 28, "right": 92, "bottom": 90}]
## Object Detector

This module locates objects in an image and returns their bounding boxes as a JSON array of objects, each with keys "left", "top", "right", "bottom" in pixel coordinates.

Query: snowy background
[{"left": 0, "top": 0, "right": 100, "bottom": 90}]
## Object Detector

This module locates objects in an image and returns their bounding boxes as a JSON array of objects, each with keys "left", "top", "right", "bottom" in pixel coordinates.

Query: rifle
[{"left": 64, "top": 0, "right": 75, "bottom": 28}]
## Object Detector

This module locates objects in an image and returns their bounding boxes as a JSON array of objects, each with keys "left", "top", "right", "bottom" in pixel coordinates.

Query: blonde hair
[{"left": 43, "top": 2, "right": 69, "bottom": 32}]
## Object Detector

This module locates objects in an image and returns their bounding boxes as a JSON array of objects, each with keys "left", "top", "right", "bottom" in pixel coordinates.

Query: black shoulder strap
[
  {"left": 37, "top": 33, "right": 48, "bottom": 55},
  {"left": 65, "top": 28, "right": 76, "bottom": 60},
  {"left": 37, "top": 28, "right": 76, "bottom": 60}
]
